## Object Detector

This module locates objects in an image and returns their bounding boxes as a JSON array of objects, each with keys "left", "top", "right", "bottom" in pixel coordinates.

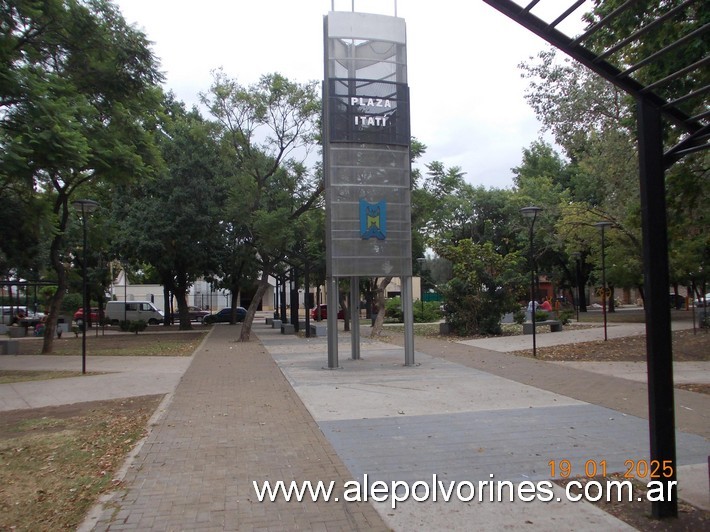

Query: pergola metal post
[
  {"left": 638, "top": 97, "right": 677, "bottom": 519},
  {"left": 350, "top": 277, "right": 360, "bottom": 360},
  {"left": 280, "top": 274, "right": 287, "bottom": 322},
  {"left": 402, "top": 276, "right": 415, "bottom": 366},
  {"left": 326, "top": 276, "right": 339, "bottom": 369},
  {"left": 571, "top": 252, "right": 581, "bottom": 322},
  {"left": 304, "top": 259, "right": 311, "bottom": 338},
  {"left": 594, "top": 221, "right": 613, "bottom": 341}
]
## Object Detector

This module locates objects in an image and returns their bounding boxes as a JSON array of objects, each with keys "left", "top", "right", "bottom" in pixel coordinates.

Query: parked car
[
  {"left": 171, "top": 305, "right": 210, "bottom": 323},
  {"left": 203, "top": 307, "right": 247, "bottom": 324},
  {"left": 310, "top": 304, "right": 344, "bottom": 320},
  {"left": 695, "top": 293, "right": 710, "bottom": 307},
  {"left": 73, "top": 307, "right": 103, "bottom": 324}
]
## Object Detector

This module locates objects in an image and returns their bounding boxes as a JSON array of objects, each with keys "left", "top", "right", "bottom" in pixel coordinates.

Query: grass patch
[
  {"left": 17, "top": 332, "right": 206, "bottom": 357},
  {"left": 0, "top": 370, "right": 89, "bottom": 384},
  {"left": 0, "top": 395, "right": 163, "bottom": 531}
]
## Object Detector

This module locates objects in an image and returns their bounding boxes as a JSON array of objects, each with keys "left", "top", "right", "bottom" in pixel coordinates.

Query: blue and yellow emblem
[{"left": 360, "top": 199, "right": 387, "bottom": 240}]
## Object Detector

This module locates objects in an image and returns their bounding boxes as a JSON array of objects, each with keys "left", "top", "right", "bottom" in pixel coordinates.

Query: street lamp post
[
  {"left": 595, "top": 221, "right": 613, "bottom": 341},
  {"left": 72, "top": 199, "right": 99, "bottom": 374},
  {"left": 571, "top": 252, "right": 581, "bottom": 322},
  {"left": 520, "top": 206, "right": 543, "bottom": 357}
]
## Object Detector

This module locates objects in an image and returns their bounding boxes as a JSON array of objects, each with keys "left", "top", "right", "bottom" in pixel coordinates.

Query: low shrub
[
  {"left": 128, "top": 320, "right": 147, "bottom": 334},
  {"left": 535, "top": 310, "right": 549, "bottom": 322},
  {"left": 558, "top": 309, "right": 574, "bottom": 325}
]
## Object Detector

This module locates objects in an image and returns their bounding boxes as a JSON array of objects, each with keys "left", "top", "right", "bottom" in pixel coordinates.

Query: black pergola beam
[{"left": 481, "top": 0, "right": 702, "bottom": 134}]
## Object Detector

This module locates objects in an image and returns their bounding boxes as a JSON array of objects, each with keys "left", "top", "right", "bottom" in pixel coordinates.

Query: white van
[{"left": 106, "top": 301, "right": 164, "bottom": 325}]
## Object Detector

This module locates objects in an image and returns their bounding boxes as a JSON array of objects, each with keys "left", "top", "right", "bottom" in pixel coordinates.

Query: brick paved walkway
[
  {"left": 83, "top": 320, "right": 709, "bottom": 530},
  {"left": 87, "top": 324, "right": 388, "bottom": 531}
]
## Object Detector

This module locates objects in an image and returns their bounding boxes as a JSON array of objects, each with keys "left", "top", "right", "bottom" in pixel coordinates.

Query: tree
[
  {"left": 111, "top": 96, "right": 226, "bottom": 330},
  {"left": 0, "top": 0, "right": 163, "bottom": 352},
  {"left": 202, "top": 71, "right": 321, "bottom": 341},
  {"left": 435, "top": 240, "right": 524, "bottom": 336},
  {"left": 521, "top": 39, "right": 709, "bottom": 302}
]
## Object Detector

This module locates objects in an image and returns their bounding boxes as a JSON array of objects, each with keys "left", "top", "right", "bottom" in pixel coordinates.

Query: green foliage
[
  {"left": 535, "top": 310, "right": 549, "bottom": 322},
  {"left": 384, "top": 297, "right": 442, "bottom": 324},
  {"left": 202, "top": 71, "right": 322, "bottom": 340},
  {"left": 119, "top": 320, "right": 131, "bottom": 332},
  {"left": 1, "top": 0, "right": 163, "bottom": 353},
  {"left": 128, "top": 320, "right": 147, "bottom": 334},
  {"left": 558, "top": 309, "right": 574, "bottom": 325},
  {"left": 436, "top": 240, "right": 523, "bottom": 336},
  {"left": 413, "top": 300, "right": 442, "bottom": 323},
  {"left": 384, "top": 297, "right": 403, "bottom": 322},
  {"left": 513, "top": 309, "right": 526, "bottom": 325},
  {"left": 61, "top": 293, "right": 83, "bottom": 313},
  {"left": 440, "top": 278, "right": 502, "bottom": 336}
]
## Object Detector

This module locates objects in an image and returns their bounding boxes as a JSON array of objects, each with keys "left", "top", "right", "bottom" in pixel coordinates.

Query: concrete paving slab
[
  {"left": 678, "top": 463, "right": 710, "bottom": 511},
  {"left": 460, "top": 321, "right": 695, "bottom": 352},
  {"left": 549, "top": 361, "right": 710, "bottom": 384},
  {"left": 271, "top": 345, "right": 584, "bottom": 421},
  {"left": 372, "top": 483, "right": 638, "bottom": 531},
  {"left": 0, "top": 355, "right": 192, "bottom": 411},
  {"left": 257, "top": 324, "right": 709, "bottom": 531}
]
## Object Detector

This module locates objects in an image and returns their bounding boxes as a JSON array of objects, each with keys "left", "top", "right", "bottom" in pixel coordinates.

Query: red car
[
  {"left": 310, "top": 304, "right": 344, "bottom": 320},
  {"left": 73, "top": 307, "right": 103, "bottom": 323}
]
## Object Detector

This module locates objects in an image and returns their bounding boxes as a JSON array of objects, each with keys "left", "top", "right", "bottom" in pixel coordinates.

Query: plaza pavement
[{"left": 0, "top": 317, "right": 708, "bottom": 530}]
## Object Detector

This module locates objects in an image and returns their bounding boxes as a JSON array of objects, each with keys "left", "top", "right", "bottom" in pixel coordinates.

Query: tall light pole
[
  {"left": 571, "top": 252, "right": 581, "bottom": 322},
  {"left": 521, "top": 206, "right": 542, "bottom": 357},
  {"left": 72, "top": 199, "right": 99, "bottom": 374},
  {"left": 595, "top": 221, "right": 613, "bottom": 341}
]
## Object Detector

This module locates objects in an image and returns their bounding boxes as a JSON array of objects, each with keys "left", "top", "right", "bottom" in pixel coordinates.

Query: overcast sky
[{"left": 114, "top": 0, "right": 584, "bottom": 189}]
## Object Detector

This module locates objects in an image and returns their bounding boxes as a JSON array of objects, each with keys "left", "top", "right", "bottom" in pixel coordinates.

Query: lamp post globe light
[
  {"left": 72, "top": 199, "right": 99, "bottom": 374},
  {"left": 594, "top": 221, "right": 613, "bottom": 341},
  {"left": 520, "top": 206, "right": 543, "bottom": 358}
]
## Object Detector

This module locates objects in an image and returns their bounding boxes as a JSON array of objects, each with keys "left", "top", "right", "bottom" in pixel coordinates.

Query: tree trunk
[
  {"left": 339, "top": 288, "right": 349, "bottom": 332},
  {"left": 370, "top": 276, "right": 392, "bottom": 337},
  {"left": 173, "top": 285, "right": 193, "bottom": 331},
  {"left": 609, "top": 285, "right": 616, "bottom": 312},
  {"left": 239, "top": 269, "right": 271, "bottom": 341},
  {"left": 42, "top": 197, "right": 71, "bottom": 354}
]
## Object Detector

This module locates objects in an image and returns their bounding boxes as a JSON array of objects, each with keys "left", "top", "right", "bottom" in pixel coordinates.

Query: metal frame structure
[
  {"left": 482, "top": 0, "right": 708, "bottom": 519},
  {"left": 323, "top": 9, "right": 415, "bottom": 368}
]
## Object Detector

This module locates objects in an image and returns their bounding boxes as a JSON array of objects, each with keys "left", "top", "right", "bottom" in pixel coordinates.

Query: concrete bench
[
  {"left": 265, "top": 317, "right": 274, "bottom": 325},
  {"left": 309, "top": 323, "right": 327, "bottom": 337},
  {"left": 0, "top": 339, "right": 19, "bottom": 355},
  {"left": 523, "top": 320, "right": 562, "bottom": 334},
  {"left": 8, "top": 326, "right": 26, "bottom": 338},
  {"left": 281, "top": 323, "right": 295, "bottom": 334},
  {"left": 272, "top": 319, "right": 282, "bottom": 329}
]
